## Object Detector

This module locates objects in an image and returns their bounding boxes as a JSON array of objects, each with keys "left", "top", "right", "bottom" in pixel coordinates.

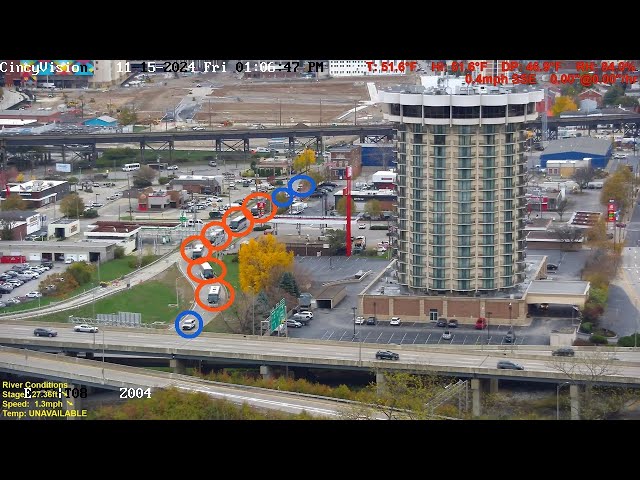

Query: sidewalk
[{"left": 0, "top": 88, "right": 26, "bottom": 110}]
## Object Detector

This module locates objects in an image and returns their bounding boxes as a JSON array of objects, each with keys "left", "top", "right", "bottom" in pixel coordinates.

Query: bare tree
[
  {"left": 218, "top": 289, "right": 255, "bottom": 334},
  {"left": 340, "top": 372, "right": 453, "bottom": 420},
  {"left": 555, "top": 197, "right": 571, "bottom": 221},
  {"left": 549, "top": 351, "right": 640, "bottom": 419},
  {"left": 552, "top": 225, "right": 584, "bottom": 249},
  {"left": 572, "top": 167, "right": 596, "bottom": 193}
]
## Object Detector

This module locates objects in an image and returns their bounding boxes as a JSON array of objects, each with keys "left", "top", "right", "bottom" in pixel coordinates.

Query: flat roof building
[
  {"left": 1, "top": 179, "right": 70, "bottom": 208},
  {"left": 540, "top": 137, "right": 612, "bottom": 169}
]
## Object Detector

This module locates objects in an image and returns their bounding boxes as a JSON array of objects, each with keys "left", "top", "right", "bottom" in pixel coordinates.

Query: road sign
[
  {"left": 269, "top": 298, "right": 286, "bottom": 332},
  {"left": 179, "top": 215, "right": 187, "bottom": 223}
]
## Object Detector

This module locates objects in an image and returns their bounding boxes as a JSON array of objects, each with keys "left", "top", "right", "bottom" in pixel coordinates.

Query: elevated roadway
[
  {"left": 1, "top": 323, "right": 639, "bottom": 386},
  {"left": 0, "top": 346, "right": 354, "bottom": 418}
]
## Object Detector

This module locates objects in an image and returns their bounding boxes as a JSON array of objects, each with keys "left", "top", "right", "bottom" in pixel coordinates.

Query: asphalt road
[{"left": 3, "top": 323, "right": 639, "bottom": 380}]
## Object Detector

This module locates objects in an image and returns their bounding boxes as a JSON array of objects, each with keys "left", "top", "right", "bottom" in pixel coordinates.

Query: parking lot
[
  {"left": 0, "top": 262, "right": 66, "bottom": 309},
  {"left": 286, "top": 315, "right": 574, "bottom": 346}
]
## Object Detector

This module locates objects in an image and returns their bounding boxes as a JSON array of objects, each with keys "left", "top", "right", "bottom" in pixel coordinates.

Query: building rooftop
[
  {"left": 382, "top": 78, "right": 541, "bottom": 96},
  {"left": 50, "top": 218, "right": 78, "bottom": 225},
  {"left": 7, "top": 179, "right": 67, "bottom": 193},
  {"left": 0, "top": 109, "right": 59, "bottom": 117},
  {"left": 92, "top": 220, "right": 181, "bottom": 229},
  {"left": 540, "top": 137, "right": 612, "bottom": 157},
  {"left": 0, "top": 210, "right": 39, "bottom": 221},
  {"left": 527, "top": 280, "right": 590, "bottom": 296}
]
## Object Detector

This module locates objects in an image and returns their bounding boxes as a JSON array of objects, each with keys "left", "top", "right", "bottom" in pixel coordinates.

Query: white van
[{"left": 186, "top": 218, "right": 204, "bottom": 227}]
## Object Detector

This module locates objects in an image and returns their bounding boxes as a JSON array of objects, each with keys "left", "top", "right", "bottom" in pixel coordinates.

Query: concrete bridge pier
[
  {"left": 471, "top": 379, "right": 482, "bottom": 417},
  {"left": 570, "top": 384, "right": 581, "bottom": 420},
  {"left": 170, "top": 358, "right": 187, "bottom": 374},
  {"left": 489, "top": 378, "right": 499, "bottom": 394},
  {"left": 375, "top": 371, "right": 386, "bottom": 394},
  {"left": 260, "top": 365, "right": 274, "bottom": 380},
  {"left": 64, "top": 383, "right": 83, "bottom": 420}
]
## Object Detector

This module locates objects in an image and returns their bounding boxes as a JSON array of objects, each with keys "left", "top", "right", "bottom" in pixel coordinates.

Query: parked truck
[
  {"left": 587, "top": 181, "right": 604, "bottom": 189},
  {"left": 289, "top": 202, "right": 305, "bottom": 214}
]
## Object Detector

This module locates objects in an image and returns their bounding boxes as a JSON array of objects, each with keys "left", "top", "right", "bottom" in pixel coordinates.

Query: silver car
[{"left": 74, "top": 324, "right": 98, "bottom": 333}]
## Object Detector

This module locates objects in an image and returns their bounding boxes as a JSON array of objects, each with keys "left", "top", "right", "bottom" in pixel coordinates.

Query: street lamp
[
  {"left": 373, "top": 301, "right": 377, "bottom": 321},
  {"left": 352, "top": 306, "right": 357, "bottom": 337},
  {"left": 556, "top": 382, "right": 571, "bottom": 420},
  {"left": 487, "top": 311, "right": 492, "bottom": 344},
  {"left": 508, "top": 303, "right": 513, "bottom": 328}
]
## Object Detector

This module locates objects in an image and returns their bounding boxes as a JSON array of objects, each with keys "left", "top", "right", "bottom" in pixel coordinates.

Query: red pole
[{"left": 345, "top": 166, "right": 352, "bottom": 257}]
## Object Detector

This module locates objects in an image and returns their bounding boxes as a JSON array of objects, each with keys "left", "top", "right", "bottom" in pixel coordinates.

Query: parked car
[
  {"left": 64, "top": 258, "right": 74, "bottom": 264},
  {"left": 436, "top": 318, "right": 447, "bottom": 327},
  {"left": 389, "top": 316, "right": 401, "bottom": 326},
  {"left": 546, "top": 263, "right": 558, "bottom": 271},
  {"left": 442, "top": 330, "right": 452, "bottom": 340},
  {"left": 167, "top": 165, "right": 179, "bottom": 170},
  {"left": 34, "top": 327, "right": 57, "bottom": 337},
  {"left": 504, "top": 330, "right": 516, "bottom": 343},
  {"left": 366, "top": 316, "right": 377, "bottom": 325},
  {"left": 358, "top": 223, "right": 366, "bottom": 229},
  {"left": 286, "top": 319, "right": 303, "bottom": 328},
  {"left": 497, "top": 360, "right": 524, "bottom": 370},
  {"left": 475, "top": 318, "right": 487, "bottom": 330},
  {"left": 552, "top": 347, "right": 575, "bottom": 357},
  {"left": 447, "top": 319, "right": 458, "bottom": 328},
  {"left": 74, "top": 324, "right": 98, "bottom": 333},
  {"left": 355, "top": 316, "right": 365, "bottom": 325},
  {"left": 294, "top": 310, "right": 313, "bottom": 319},
  {"left": 375, "top": 350, "right": 399, "bottom": 360},
  {"left": 26, "top": 291, "right": 42, "bottom": 298}
]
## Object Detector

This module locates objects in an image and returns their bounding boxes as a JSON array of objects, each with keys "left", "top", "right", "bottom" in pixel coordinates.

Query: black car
[
  {"left": 447, "top": 319, "right": 458, "bottom": 328},
  {"left": 552, "top": 347, "right": 575, "bottom": 357},
  {"left": 497, "top": 360, "right": 524, "bottom": 370},
  {"left": 375, "top": 350, "right": 399, "bottom": 360},
  {"left": 320, "top": 181, "right": 338, "bottom": 188},
  {"left": 546, "top": 263, "right": 558, "bottom": 271},
  {"left": 366, "top": 316, "right": 377, "bottom": 325},
  {"left": 436, "top": 318, "right": 447, "bottom": 327},
  {"left": 34, "top": 327, "right": 57, "bottom": 337}
]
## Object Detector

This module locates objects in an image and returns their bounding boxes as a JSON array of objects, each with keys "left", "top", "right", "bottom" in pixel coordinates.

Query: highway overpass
[
  {"left": 1, "top": 323, "right": 639, "bottom": 387},
  {"left": 0, "top": 346, "right": 354, "bottom": 418}
]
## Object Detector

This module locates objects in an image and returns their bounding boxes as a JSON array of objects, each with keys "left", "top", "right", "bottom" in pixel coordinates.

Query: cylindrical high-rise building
[{"left": 379, "top": 81, "right": 544, "bottom": 294}]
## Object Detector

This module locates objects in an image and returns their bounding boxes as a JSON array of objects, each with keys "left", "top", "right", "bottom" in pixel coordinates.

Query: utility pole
[{"left": 126, "top": 172, "right": 133, "bottom": 218}]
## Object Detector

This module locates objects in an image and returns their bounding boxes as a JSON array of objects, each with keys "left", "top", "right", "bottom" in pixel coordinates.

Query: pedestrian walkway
[{"left": 0, "top": 88, "right": 26, "bottom": 110}]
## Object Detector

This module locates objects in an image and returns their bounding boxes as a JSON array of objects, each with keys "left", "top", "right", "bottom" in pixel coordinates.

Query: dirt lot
[{"left": 57, "top": 71, "right": 417, "bottom": 127}]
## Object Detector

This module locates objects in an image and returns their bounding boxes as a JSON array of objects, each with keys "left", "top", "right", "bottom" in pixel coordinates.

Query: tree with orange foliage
[{"left": 551, "top": 96, "right": 578, "bottom": 116}]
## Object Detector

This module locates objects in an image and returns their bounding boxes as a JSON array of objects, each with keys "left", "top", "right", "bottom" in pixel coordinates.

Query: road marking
[
  {"left": 326, "top": 331, "right": 335, "bottom": 341},
  {"left": 376, "top": 332, "right": 383, "bottom": 343},
  {"left": 425, "top": 333, "right": 431, "bottom": 344},
  {"left": 388, "top": 333, "right": 394, "bottom": 344},
  {"left": 363, "top": 332, "right": 371, "bottom": 342},
  {"left": 462, "top": 335, "right": 466, "bottom": 345},
  {"left": 338, "top": 331, "right": 346, "bottom": 341},
  {"left": 400, "top": 333, "right": 407, "bottom": 344},
  {"left": 412, "top": 333, "right": 419, "bottom": 344}
]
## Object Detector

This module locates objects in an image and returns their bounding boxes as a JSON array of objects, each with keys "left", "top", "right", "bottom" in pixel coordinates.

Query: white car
[
  {"left": 358, "top": 223, "right": 366, "bottom": 229},
  {"left": 442, "top": 330, "right": 452, "bottom": 341},
  {"left": 355, "top": 316, "right": 365, "bottom": 325},
  {"left": 192, "top": 126, "right": 205, "bottom": 131},
  {"left": 26, "top": 291, "right": 42, "bottom": 298},
  {"left": 294, "top": 310, "right": 313, "bottom": 319},
  {"left": 74, "top": 324, "right": 98, "bottom": 333},
  {"left": 64, "top": 258, "right": 74, "bottom": 264},
  {"left": 167, "top": 165, "right": 179, "bottom": 170},
  {"left": 389, "top": 317, "right": 401, "bottom": 326}
]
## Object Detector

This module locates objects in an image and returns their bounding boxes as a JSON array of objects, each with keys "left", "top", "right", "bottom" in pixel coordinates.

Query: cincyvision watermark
[{"left": 0, "top": 60, "right": 94, "bottom": 76}]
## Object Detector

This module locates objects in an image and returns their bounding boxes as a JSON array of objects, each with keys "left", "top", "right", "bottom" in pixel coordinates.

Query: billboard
[{"left": 56, "top": 163, "right": 71, "bottom": 173}]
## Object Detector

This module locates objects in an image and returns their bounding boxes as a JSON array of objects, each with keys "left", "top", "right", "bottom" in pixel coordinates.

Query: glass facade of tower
[{"left": 380, "top": 86, "right": 543, "bottom": 294}]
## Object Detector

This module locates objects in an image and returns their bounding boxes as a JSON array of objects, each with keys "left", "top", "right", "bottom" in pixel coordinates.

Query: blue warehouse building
[
  {"left": 539, "top": 137, "right": 612, "bottom": 169},
  {"left": 83, "top": 115, "right": 118, "bottom": 128}
]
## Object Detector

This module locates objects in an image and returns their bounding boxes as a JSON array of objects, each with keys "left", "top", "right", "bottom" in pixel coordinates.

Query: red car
[{"left": 475, "top": 317, "right": 487, "bottom": 330}]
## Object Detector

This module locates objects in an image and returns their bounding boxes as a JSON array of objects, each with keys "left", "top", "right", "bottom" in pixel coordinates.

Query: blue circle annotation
[
  {"left": 270, "top": 174, "right": 317, "bottom": 208},
  {"left": 174, "top": 310, "right": 204, "bottom": 339}
]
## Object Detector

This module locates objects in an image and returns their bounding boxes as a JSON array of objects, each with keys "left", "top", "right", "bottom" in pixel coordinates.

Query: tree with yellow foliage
[
  {"left": 292, "top": 149, "right": 316, "bottom": 173},
  {"left": 551, "top": 96, "right": 578, "bottom": 116},
  {"left": 601, "top": 165, "right": 634, "bottom": 216},
  {"left": 16, "top": 173, "right": 25, "bottom": 183},
  {"left": 238, "top": 235, "right": 294, "bottom": 294}
]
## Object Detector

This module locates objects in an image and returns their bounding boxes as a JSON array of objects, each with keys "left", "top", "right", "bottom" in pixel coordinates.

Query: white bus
[
  {"left": 207, "top": 285, "right": 221, "bottom": 305},
  {"left": 229, "top": 214, "right": 248, "bottom": 232},
  {"left": 122, "top": 163, "right": 141, "bottom": 172},
  {"left": 208, "top": 227, "right": 225, "bottom": 246},
  {"left": 201, "top": 262, "right": 214, "bottom": 279},
  {"left": 192, "top": 243, "right": 204, "bottom": 259}
]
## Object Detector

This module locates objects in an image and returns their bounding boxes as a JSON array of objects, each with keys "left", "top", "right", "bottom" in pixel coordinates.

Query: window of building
[
  {"left": 483, "top": 192, "right": 495, "bottom": 202},
  {"left": 433, "top": 235, "right": 446, "bottom": 245},
  {"left": 458, "top": 214, "right": 471, "bottom": 224},
  {"left": 459, "top": 202, "right": 471, "bottom": 213},
  {"left": 483, "top": 105, "right": 506, "bottom": 118},
  {"left": 412, "top": 233, "right": 423, "bottom": 244},
  {"left": 433, "top": 146, "right": 446, "bottom": 157},
  {"left": 413, "top": 167, "right": 423, "bottom": 177},
  {"left": 459, "top": 137, "right": 472, "bottom": 147},
  {"left": 434, "top": 180, "right": 446, "bottom": 190},
  {"left": 434, "top": 169, "right": 446, "bottom": 179},
  {"left": 458, "top": 247, "right": 471, "bottom": 258},
  {"left": 433, "top": 134, "right": 447, "bottom": 145},
  {"left": 484, "top": 224, "right": 494, "bottom": 234},
  {"left": 458, "top": 156, "right": 471, "bottom": 167},
  {"left": 458, "top": 236, "right": 471, "bottom": 246},
  {"left": 483, "top": 245, "right": 494, "bottom": 256},
  {"left": 432, "top": 192, "right": 444, "bottom": 202},
  {"left": 412, "top": 177, "right": 423, "bottom": 189},
  {"left": 412, "top": 155, "right": 423, "bottom": 167},
  {"left": 433, "top": 213, "right": 445, "bottom": 223},
  {"left": 413, "top": 255, "right": 423, "bottom": 264},
  {"left": 458, "top": 180, "right": 471, "bottom": 191},
  {"left": 504, "top": 244, "right": 512, "bottom": 253},
  {"left": 504, "top": 200, "right": 513, "bottom": 210},
  {"left": 432, "top": 257, "right": 445, "bottom": 268},
  {"left": 482, "top": 257, "right": 494, "bottom": 267},
  {"left": 508, "top": 104, "right": 525, "bottom": 117},
  {"left": 433, "top": 279, "right": 446, "bottom": 289},
  {"left": 458, "top": 169, "right": 471, "bottom": 180},
  {"left": 458, "top": 125, "right": 474, "bottom": 134},
  {"left": 482, "top": 213, "right": 494, "bottom": 223},
  {"left": 504, "top": 178, "right": 513, "bottom": 188},
  {"left": 434, "top": 202, "right": 447, "bottom": 212},
  {"left": 458, "top": 268, "right": 470, "bottom": 279},
  {"left": 433, "top": 268, "right": 446, "bottom": 279},
  {"left": 433, "top": 246, "right": 445, "bottom": 257},
  {"left": 504, "top": 221, "right": 513, "bottom": 231},
  {"left": 432, "top": 224, "right": 445, "bottom": 234},
  {"left": 458, "top": 225, "right": 471, "bottom": 235},
  {"left": 458, "top": 191, "right": 471, "bottom": 202},
  {"left": 458, "top": 280, "right": 471, "bottom": 290},
  {"left": 390, "top": 104, "right": 401, "bottom": 115},
  {"left": 403, "top": 104, "right": 422, "bottom": 117},
  {"left": 482, "top": 235, "right": 494, "bottom": 245},
  {"left": 503, "top": 189, "right": 513, "bottom": 200},
  {"left": 504, "top": 233, "right": 513, "bottom": 243},
  {"left": 482, "top": 279, "right": 494, "bottom": 289},
  {"left": 503, "top": 265, "right": 513, "bottom": 277},
  {"left": 483, "top": 180, "right": 495, "bottom": 190},
  {"left": 484, "top": 157, "right": 495, "bottom": 168},
  {"left": 458, "top": 258, "right": 470, "bottom": 269},
  {"left": 413, "top": 266, "right": 423, "bottom": 277},
  {"left": 483, "top": 267, "right": 494, "bottom": 278},
  {"left": 412, "top": 124, "right": 423, "bottom": 133},
  {"left": 484, "top": 146, "right": 496, "bottom": 156},
  {"left": 452, "top": 106, "right": 480, "bottom": 119},
  {"left": 424, "top": 106, "right": 451, "bottom": 119},
  {"left": 484, "top": 135, "right": 496, "bottom": 145}
]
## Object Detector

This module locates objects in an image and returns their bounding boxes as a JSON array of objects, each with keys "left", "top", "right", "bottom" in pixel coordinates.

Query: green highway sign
[
  {"left": 269, "top": 299, "right": 286, "bottom": 332},
  {"left": 179, "top": 216, "right": 187, "bottom": 223}
]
